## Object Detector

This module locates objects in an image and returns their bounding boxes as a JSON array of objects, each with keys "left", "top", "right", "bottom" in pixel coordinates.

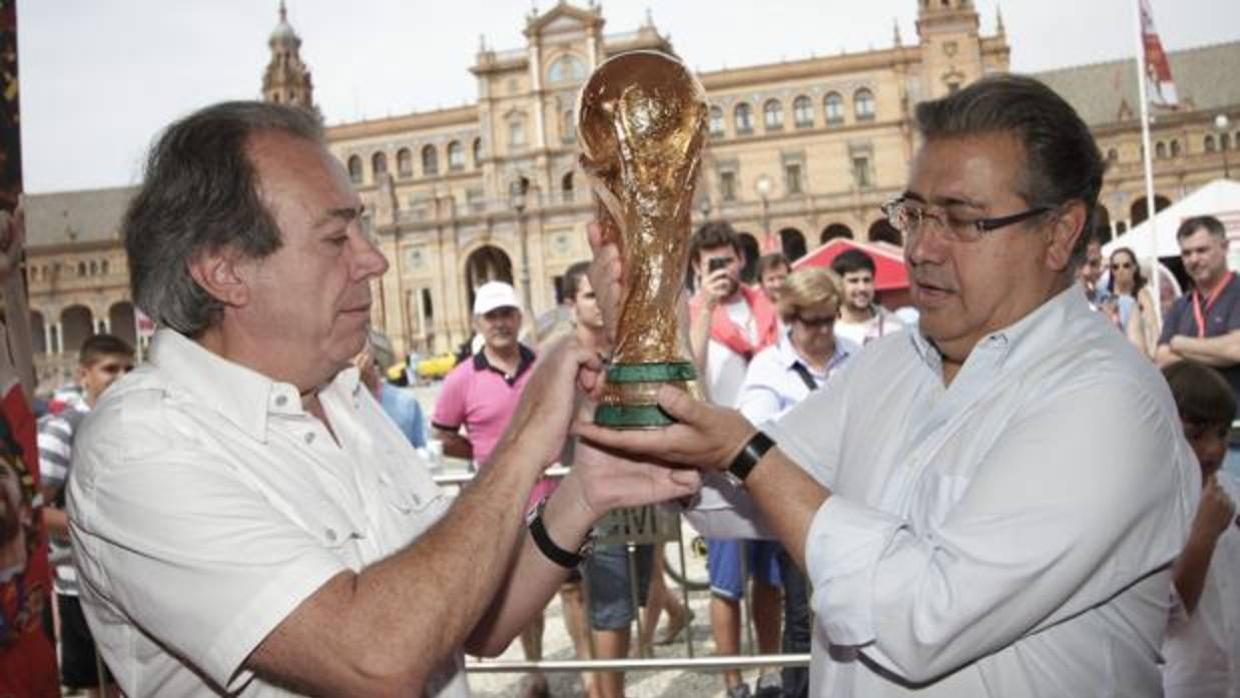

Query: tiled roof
[
  {"left": 25, "top": 186, "right": 136, "bottom": 248},
  {"left": 1034, "top": 41, "right": 1240, "bottom": 126}
]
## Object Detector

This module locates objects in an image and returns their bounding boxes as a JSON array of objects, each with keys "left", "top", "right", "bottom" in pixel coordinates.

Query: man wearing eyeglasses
[
  {"left": 581, "top": 75, "right": 1197, "bottom": 696},
  {"left": 38, "top": 333, "right": 134, "bottom": 697}
]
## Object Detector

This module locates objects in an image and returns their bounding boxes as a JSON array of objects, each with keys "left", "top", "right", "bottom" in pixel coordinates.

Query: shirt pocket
[{"left": 374, "top": 449, "right": 445, "bottom": 518}]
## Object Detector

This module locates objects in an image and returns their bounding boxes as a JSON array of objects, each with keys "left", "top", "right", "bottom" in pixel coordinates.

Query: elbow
[
  {"left": 340, "top": 652, "right": 430, "bottom": 698},
  {"left": 462, "top": 624, "right": 509, "bottom": 658}
]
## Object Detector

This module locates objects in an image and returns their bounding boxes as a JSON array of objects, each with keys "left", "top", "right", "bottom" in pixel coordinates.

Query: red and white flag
[{"left": 1139, "top": 0, "right": 1179, "bottom": 108}]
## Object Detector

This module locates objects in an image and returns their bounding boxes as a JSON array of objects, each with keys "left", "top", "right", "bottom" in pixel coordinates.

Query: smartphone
[{"left": 707, "top": 257, "right": 729, "bottom": 273}]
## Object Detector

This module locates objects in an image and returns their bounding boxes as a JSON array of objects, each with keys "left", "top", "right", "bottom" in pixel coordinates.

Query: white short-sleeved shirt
[
  {"left": 67, "top": 329, "right": 469, "bottom": 697},
  {"left": 767, "top": 285, "right": 1199, "bottom": 697},
  {"left": 1162, "top": 471, "right": 1240, "bottom": 698}
]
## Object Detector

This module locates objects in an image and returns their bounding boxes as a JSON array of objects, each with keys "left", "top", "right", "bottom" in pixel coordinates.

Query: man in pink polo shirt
[{"left": 431, "top": 280, "right": 553, "bottom": 697}]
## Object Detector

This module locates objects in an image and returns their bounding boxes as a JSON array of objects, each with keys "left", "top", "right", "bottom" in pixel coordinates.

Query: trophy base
[{"left": 595, "top": 361, "right": 697, "bottom": 429}]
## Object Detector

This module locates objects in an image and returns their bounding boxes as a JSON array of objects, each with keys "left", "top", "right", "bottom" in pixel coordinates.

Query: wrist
[{"left": 723, "top": 429, "right": 775, "bottom": 486}]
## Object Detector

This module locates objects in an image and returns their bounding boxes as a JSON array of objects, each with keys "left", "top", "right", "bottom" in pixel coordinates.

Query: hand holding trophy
[{"left": 577, "top": 50, "right": 709, "bottom": 428}]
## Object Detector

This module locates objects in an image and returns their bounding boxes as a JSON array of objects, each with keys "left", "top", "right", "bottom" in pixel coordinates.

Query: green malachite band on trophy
[
  {"left": 594, "top": 403, "right": 675, "bottom": 427},
  {"left": 605, "top": 361, "right": 697, "bottom": 384}
]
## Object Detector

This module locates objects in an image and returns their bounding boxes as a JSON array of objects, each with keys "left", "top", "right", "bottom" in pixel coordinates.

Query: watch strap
[
  {"left": 728, "top": 431, "right": 776, "bottom": 484},
  {"left": 527, "top": 498, "right": 588, "bottom": 569}
]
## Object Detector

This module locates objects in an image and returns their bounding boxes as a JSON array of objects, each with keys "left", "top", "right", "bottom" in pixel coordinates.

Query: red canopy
[{"left": 793, "top": 238, "right": 909, "bottom": 291}]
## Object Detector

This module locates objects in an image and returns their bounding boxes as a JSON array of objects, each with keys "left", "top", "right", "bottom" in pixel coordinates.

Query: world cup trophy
[{"left": 577, "top": 50, "right": 709, "bottom": 428}]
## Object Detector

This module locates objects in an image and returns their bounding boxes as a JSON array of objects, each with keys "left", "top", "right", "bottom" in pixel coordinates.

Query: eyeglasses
[
  {"left": 794, "top": 314, "right": 836, "bottom": 328},
  {"left": 881, "top": 197, "right": 1052, "bottom": 244}
]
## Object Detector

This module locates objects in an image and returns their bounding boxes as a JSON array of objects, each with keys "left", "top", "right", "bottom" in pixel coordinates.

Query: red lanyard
[{"left": 1193, "top": 272, "right": 1234, "bottom": 338}]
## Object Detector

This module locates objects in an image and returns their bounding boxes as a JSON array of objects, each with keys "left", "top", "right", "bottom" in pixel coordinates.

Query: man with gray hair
[
  {"left": 582, "top": 74, "right": 1198, "bottom": 696},
  {"left": 65, "top": 101, "right": 700, "bottom": 697}
]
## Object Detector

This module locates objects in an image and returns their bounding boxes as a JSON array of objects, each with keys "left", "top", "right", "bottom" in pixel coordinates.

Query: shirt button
[
  {"left": 304, "top": 432, "right": 315, "bottom": 444},
  {"left": 325, "top": 528, "right": 337, "bottom": 542},
  {"left": 275, "top": 395, "right": 288, "bottom": 407}
]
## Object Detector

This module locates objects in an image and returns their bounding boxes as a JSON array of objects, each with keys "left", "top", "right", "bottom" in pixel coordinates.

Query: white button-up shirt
[
  {"left": 765, "top": 285, "right": 1199, "bottom": 697},
  {"left": 1162, "top": 471, "right": 1240, "bottom": 698},
  {"left": 738, "top": 332, "right": 858, "bottom": 424},
  {"left": 68, "top": 329, "right": 469, "bottom": 697}
]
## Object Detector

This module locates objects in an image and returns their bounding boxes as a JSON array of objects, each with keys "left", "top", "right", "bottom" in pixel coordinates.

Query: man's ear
[
  {"left": 188, "top": 247, "right": 251, "bottom": 309},
  {"left": 1045, "top": 200, "right": 1088, "bottom": 273}
]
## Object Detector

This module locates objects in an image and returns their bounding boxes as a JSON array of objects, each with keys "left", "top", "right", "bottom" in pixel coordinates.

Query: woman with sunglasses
[{"left": 1107, "top": 247, "right": 1161, "bottom": 358}]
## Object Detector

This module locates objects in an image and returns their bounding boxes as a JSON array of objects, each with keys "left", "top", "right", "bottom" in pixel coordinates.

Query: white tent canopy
[{"left": 1103, "top": 179, "right": 1240, "bottom": 259}]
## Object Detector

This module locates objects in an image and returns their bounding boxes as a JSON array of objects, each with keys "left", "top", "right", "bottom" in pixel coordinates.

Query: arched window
[
  {"left": 824, "top": 92, "right": 844, "bottom": 125},
  {"left": 347, "top": 155, "right": 363, "bottom": 183},
  {"left": 447, "top": 141, "right": 464, "bottom": 171},
  {"left": 422, "top": 145, "right": 439, "bottom": 176},
  {"left": 372, "top": 152, "right": 388, "bottom": 177},
  {"left": 1155, "top": 141, "right": 1167, "bottom": 159},
  {"left": 78, "top": 261, "right": 86, "bottom": 276},
  {"left": 89, "top": 260, "right": 98, "bottom": 275},
  {"left": 397, "top": 148, "right": 413, "bottom": 177},
  {"left": 854, "top": 88, "right": 875, "bottom": 120},
  {"left": 709, "top": 106, "right": 725, "bottom": 136},
  {"left": 1205, "top": 135, "right": 1217, "bottom": 152},
  {"left": 547, "top": 54, "right": 587, "bottom": 84},
  {"left": 1170, "top": 140, "right": 1181, "bottom": 158},
  {"left": 101, "top": 259, "right": 109, "bottom": 275},
  {"left": 1106, "top": 147, "right": 1119, "bottom": 162},
  {"left": 793, "top": 96, "right": 813, "bottom": 128},
  {"left": 509, "top": 119, "right": 526, "bottom": 148},
  {"left": 1221, "top": 133, "right": 1232, "bottom": 151},
  {"left": 561, "top": 109, "right": 576, "bottom": 142},
  {"left": 472, "top": 138, "right": 484, "bottom": 167},
  {"left": 763, "top": 99, "right": 783, "bottom": 131},
  {"left": 561, "top": 171, "right": 575, "bottom": 204},
  {"left": 734, "top": 103, "right": 753, "bottom": 134}
]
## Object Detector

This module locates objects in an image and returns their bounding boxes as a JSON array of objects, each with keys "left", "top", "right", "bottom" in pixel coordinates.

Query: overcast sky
[{"left": 16, "top": 0, "right": 1240, "bottom": 194}]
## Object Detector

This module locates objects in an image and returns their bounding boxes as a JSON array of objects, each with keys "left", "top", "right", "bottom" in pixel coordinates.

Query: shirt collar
[
  {"left": 907, "top": 283, "right": 1086, "bottom": 377},
  {"left": 148, "top": 329, "right": 360, "bottom": 442},
  {"left": 776, "top": 331, "right": 854, "bottom": 375},
  {"left": 472, "top": 344, "right": 536, "bottom": 384}
]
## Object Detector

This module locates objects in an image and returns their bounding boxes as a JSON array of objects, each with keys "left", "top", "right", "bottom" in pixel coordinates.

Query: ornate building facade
[{"left": 18, "top": 0, "right": 1240, "bottom": 390}]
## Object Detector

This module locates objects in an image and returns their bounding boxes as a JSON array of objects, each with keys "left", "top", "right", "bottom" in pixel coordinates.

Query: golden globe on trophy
[{"left": 577, "top": 50, "right": 709, "bottom": 428}]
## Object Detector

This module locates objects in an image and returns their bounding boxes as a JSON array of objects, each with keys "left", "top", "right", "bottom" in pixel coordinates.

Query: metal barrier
[{"left": 431, "top": 465, "right": 810, "bottom": 680}]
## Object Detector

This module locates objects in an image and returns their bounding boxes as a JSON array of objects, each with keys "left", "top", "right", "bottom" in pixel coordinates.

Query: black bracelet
[
  {"left": 727, "top": 431, "right": 776, "bottom": 485},
  {"left": 526, "top": 497, "right": 590, "bottom": 569}
]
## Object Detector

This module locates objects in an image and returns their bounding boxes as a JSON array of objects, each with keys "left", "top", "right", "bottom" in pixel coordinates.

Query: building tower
[{"left": 261, "top": 1, "right": 315, "bottom": 111}]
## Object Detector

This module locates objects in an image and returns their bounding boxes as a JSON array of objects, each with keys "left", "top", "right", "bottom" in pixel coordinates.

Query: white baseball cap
[{"left": 473, "top": 281, "right": 521, "bottom": 315}]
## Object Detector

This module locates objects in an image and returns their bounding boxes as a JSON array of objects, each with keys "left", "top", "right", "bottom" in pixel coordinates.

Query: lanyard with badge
[{"left": 1193, "top": 272, "right": 1235, "bottom": 338}]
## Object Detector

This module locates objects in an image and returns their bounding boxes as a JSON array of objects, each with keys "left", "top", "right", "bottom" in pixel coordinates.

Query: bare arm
[
  {"left": 1172, "top": 476, "right": 1237, "bottom": 614},
  {"left": 40, "top": 485, "right": 69, "bottom": 538},
  {"left": 433, "top": 426, "right": 473, "bottom": 460},
  {"left": 1168, "top": 330, "right": 1240, "bottom": 367},
  {"left": 246, "top": 343, "right": 600, "bottom": 696}
]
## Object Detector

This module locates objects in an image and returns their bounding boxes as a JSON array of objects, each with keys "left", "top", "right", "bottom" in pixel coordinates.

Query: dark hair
[
  {"left": 756, "top": 252, "right": 789, "bottom": 280},
  {"left": 1106, "top": 247, "right": 1147, "bottom": 295},
  {"left": 830, "top": 248, "right": 876, "bottom": 277},
  {"left": 689, "top": 221, "right": 742, "bottom": 268},
  {"left": 914, "top": 74, "right": 1104, "bottom": 268},
  {"left": 1176, "top": 215, "right": 1226, "bottom": 242},
  {"left": 124, "top": 101, "right": 324, "bottom": 336},
  {"left": 79, "top": 334, "right": 134, "bottom": 367},
  {"left": 1163, "top": 360, "right": 1236, "bottom": 426},
  {"left": 562, "top": 261, "right": 591, "bottom": 303}
]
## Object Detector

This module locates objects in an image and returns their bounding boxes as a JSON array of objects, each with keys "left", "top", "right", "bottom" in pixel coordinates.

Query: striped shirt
[{"left": 38, "top": 403, "right": 89, "bottom": 596}]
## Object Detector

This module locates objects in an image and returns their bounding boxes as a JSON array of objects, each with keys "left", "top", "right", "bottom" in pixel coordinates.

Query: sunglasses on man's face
[{"left": 795, "top": 314, "right": 836, "bottom": 328}]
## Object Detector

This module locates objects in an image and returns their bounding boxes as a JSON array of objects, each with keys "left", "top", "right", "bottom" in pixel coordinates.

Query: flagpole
[{"left": 1134, "top": 0, "right": 1162, "bottom": 322}]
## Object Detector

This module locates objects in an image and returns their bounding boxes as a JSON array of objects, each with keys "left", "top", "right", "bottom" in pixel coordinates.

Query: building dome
[{"left": 269, "top": 2, "right": 298, "bottom": 45}]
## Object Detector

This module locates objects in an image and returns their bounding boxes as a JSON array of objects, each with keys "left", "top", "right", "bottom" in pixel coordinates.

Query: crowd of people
[{"left": 4, "top": 70, "right": 1238, "bottom": 698}]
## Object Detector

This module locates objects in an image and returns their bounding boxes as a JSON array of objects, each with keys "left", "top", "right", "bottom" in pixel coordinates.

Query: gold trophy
[{"left": 577, "top": 50, "right": 709, "bottom": 428}]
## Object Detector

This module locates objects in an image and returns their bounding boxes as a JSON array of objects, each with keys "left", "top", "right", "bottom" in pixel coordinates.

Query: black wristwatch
[
  {"left": 724, "top": 431, "right": 776, "bottom": 487},
  {"left": 526, "top": 496, "right": 593, "bottom": 569}
]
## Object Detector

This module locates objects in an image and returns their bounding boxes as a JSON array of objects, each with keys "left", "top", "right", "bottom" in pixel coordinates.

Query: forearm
[
  {"left": 1169, "top": 333, "right": 1240, "bottom": 367},
  {"left": 434, "top": 428, "right": 473, "bottom": 460},
  {"left": 690, "top": 305, "right": 711, "bottom": 371},
  {"left": 250, "top": 433, "right": 545, "bottom": 694},
  {"left": 42, "top": 505, "right": 69, "bottom": 538},
  {"left": 464, "top": 471, "right": 597, "bottom": 655},
  {"left": 1172, "top": 529, "right": 1220, "bottom": 615},
  {"left": 1154, "top": 343, "right": 1180, "bottom": 367},
  {"left": 745, "top": 448, "right": 830, "bottom": 571}
]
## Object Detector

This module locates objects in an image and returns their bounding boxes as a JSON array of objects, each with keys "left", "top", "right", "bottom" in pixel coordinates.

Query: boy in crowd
[
  {"left": 1161, "top": 360, "right": 1240, "bottom": 697},
  {"left": 40, "top": 334, "right": 134, "bottom": 697}
]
